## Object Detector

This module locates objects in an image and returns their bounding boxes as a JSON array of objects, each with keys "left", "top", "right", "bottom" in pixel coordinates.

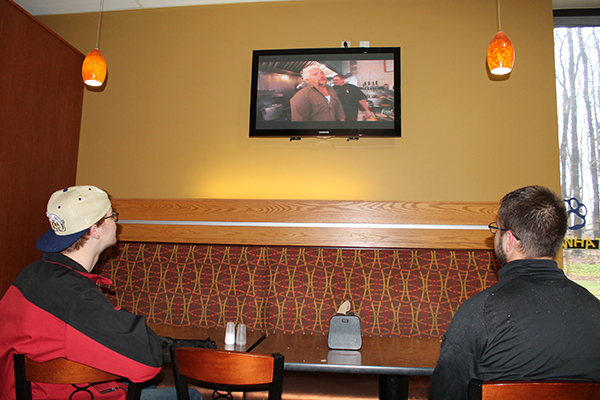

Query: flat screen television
[{"left": 249, "top": 47, "right": 401, "bottom": 139}]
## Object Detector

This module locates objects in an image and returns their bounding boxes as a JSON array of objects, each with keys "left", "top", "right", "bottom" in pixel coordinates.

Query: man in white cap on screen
[{"left": 0, "top": 186, "right": 201, "bottom": 400}]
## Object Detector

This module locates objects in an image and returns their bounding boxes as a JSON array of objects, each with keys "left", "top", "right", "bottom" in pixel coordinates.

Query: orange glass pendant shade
[
  {"left": 82, "top": 48, "right": 107, "bottom": 87},
  {"left": 487, "top": 31, "right": 515, "bottom": 75}
]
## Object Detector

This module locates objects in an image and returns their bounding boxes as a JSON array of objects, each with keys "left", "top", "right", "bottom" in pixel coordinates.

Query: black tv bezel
[{"left": 249, "top": 47, "right": 401, "bottom": 139}]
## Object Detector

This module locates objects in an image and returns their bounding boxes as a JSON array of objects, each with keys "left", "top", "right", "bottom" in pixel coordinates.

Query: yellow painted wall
[{"left": 39, "top": 0, "right": 559, "bottom": 202}]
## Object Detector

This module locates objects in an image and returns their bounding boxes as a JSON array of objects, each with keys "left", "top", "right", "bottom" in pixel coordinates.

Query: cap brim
[{"left": 36, "top": 228, "right": 88, "bottom": 253}]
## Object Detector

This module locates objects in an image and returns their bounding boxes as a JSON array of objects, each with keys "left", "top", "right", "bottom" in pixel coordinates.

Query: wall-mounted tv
[{"left": 249, "top": 47, "right": 401, "bottom": 139}]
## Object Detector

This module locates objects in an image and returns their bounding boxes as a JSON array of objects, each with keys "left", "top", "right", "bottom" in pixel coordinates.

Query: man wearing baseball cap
[{"left": 0, "top": 186, "right": 201, "bottom": 400}]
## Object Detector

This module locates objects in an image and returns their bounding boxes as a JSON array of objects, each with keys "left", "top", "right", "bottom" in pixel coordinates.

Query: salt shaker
[{"left": 225, "top": 321, "right": 236, "bottom": 345}]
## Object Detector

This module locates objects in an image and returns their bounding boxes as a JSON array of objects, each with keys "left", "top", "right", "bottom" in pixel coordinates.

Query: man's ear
[
  {"left": 504, "top": 231, "right": 521, "bottom": 254},
  {"left": 88, "top": 224, "right": 101, "bottom": 239}
]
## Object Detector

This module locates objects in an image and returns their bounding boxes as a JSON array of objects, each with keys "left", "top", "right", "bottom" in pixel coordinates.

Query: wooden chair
[
  {"left": 468, "top": 379, "right": 600, "bottom": 400},
  {"left": 170, "top": 346, "right": 284, "bottom": 400},
  {"left": 13, "top": 354, "right": 143, "bottom": 400}
]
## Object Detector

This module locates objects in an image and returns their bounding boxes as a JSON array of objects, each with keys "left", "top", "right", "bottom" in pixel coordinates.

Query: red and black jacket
[{"left": 0, "top": 252, "right": 162, "bottom": 400}]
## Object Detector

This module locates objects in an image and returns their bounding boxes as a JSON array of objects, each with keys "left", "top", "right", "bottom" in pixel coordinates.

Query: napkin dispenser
[{"left": 328, "top": 301, "right": 362, "bottom": 350}]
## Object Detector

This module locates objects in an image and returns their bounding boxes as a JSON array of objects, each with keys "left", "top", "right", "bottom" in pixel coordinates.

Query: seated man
[
  {"left": 0, "top": 186, "right": 200, "bottom": 400},
  {"left": 430, "top": 185, "right": 600, "bottom": 400}
]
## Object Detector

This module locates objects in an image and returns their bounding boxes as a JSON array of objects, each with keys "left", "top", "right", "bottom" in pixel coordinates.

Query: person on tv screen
[
  {"left": 290, "top": 64, "right": 345, "bottom": 121},
  {"left": 430, "top": 185, "right": 600, "bottom": 400},
  {"left": 332, "top": 74, "right": 375, "bottom": 121}
]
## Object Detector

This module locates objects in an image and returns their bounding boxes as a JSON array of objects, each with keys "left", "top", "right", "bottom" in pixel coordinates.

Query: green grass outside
[
  {"left": 563, "top": 249, "right": 600, "bottom": 298},
  {"left": 573, "top": 279, "right": 600, "bottom": 298},
  {"left": 567, "top": 263, "right": 600, "bottom": 297},
  {"left": 568, "top": 263, "right": 600, "bottom": 277}
]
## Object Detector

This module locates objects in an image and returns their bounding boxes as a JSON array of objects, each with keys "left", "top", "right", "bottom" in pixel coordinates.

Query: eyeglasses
[
  {"left": 102, "top": 211, "right": 119, "bottom": 222},
  {"left": 488, "top": 222, "right": 520, "bottom": 241}
]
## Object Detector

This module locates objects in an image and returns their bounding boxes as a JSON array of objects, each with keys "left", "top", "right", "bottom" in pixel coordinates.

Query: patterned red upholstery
[{"left": 97, "top": 243, "right": 499, "bottom": 338}]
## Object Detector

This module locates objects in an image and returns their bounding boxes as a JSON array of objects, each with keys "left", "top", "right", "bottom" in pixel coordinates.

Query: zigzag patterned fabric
[{"left": 97, "top": 243, "right": 499, "bottom": 338}]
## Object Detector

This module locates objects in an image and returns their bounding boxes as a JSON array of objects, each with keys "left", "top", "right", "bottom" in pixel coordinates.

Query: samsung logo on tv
[{"left": 318, "top": 131, "right": 330, "bottom": 134}]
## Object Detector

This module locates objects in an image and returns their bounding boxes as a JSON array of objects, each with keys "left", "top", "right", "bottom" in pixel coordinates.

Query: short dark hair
[
  {"left": 62, "top": 216, "right": 106, "bottom": 254},
  {"left": 498, "top": 185, "right": 567, "bottom": 258}
]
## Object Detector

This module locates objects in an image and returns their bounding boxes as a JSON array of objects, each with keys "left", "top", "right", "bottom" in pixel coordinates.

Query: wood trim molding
[
  {"left": 5, "top": 0, "right": 84, "bottom": 56},
  {"left": 112, "top": 198, "right": 499, "bottom": 250}
]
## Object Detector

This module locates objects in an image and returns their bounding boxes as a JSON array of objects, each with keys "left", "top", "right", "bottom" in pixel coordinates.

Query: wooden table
[
  {"left": 148, "top": 325, "right": 440, "bottom": 400},
  {"left": 251, "top": 333, "right": 441, "bottom": 400}
]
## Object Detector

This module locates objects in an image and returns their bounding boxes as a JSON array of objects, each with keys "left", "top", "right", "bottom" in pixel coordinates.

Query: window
[{"left": 554, "top": 9, "right": 600, "bottom": 297}]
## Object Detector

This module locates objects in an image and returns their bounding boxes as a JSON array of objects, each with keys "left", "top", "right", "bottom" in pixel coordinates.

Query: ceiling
[
  {"left": 12, "top": 0, "right": 600, "bottom": 16},
  {"left": 13, "top": 0, "right": 295, "bottom": 15}
]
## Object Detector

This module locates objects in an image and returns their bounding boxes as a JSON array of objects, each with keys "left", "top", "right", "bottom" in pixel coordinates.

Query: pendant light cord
[
  {"left": 496, "top": 0, "right": 502, "bottom": 32},
  {"left": 95, "top": 0, "right": 104, "bottom": 48}
]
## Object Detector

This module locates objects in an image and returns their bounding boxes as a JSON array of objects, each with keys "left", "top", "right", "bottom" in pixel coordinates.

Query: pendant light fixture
[
  {"left": 82, "top": 0, "right": 107, "bottom": 87},
  {"left": 487, "top": 0, "right": 515, "bottom": 76}
]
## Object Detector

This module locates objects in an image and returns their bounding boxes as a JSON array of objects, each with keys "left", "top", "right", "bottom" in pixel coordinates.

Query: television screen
[{"left": 249, "top": 47, "right": 401, "bottom": 139}]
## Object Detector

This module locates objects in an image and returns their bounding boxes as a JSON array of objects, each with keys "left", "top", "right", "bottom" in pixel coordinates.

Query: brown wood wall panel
[
  {"left": 0, "top": 0, "right": 84, "bottom": 297},
  {"left": 113, "top": 199, "right": 500, "bottom": 225},
  {"left": 117, "top": 224, "right": 493, "bottom": 249},
  {"left": 113, "top": 199, "right": 499, "bottom": 249}
]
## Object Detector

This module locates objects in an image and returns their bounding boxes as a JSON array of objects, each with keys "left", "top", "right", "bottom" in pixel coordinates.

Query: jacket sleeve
[
  {"left": 430, "top": 296, "right": 487, "bottom": 400},
  {"left": 64, "top": 283, "right": 162, "bottom": 382}
]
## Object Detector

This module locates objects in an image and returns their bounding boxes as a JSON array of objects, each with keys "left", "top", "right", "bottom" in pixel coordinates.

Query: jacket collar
[
  {"left": 498, "top": 258, "right": 564, "bottom": 280},
  {"left": 42, "top": 252, "right": 113, "bottom": 285}
]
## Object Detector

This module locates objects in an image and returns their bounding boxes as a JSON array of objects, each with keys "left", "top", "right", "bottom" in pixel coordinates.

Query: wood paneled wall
[
  {"left": 113, "top": 198, "right": 499, "bottom": 249},
  {"left": 0, "top": 0, "right": 84, "bottom": 297}
]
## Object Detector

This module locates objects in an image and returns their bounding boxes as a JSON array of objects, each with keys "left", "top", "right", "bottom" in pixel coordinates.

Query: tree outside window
[{"left": 554, "top": 24, "right": 600, "bottom": 297}]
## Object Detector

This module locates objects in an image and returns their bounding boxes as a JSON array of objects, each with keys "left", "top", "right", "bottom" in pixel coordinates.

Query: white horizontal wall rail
[{"left": 120, "top": 220, "right": 489, "bottom": 230}]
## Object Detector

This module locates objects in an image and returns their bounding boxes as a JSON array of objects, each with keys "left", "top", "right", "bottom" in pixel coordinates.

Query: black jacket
[{"left": 431, "top": 259, "right": 600, "bottom": 400}]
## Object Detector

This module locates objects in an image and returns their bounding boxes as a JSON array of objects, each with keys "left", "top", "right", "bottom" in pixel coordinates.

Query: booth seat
[{"left": 97, "top": 243, "right": 498, "bottom": 338}]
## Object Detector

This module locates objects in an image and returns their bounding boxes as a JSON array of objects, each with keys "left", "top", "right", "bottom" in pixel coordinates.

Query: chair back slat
[
  {"left": 170, "top": 346, "right": 284, "bottom": 400},
  {"left": 176, "top": 347, "right": 275, "bottom": 386},
  {"left": 469, "top": 379, "right": 600, "bottom": 400},
  {"left": 13, "top": 354, "right": 142, "bottom": 400},
  {"left": 24, "top": 356, "right": 122, "bottom": 384}
]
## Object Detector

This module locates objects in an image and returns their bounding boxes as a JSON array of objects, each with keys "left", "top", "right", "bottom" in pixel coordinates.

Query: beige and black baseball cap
[{"left": 36, "top": 186, "right": 112, "bottom": 253}]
